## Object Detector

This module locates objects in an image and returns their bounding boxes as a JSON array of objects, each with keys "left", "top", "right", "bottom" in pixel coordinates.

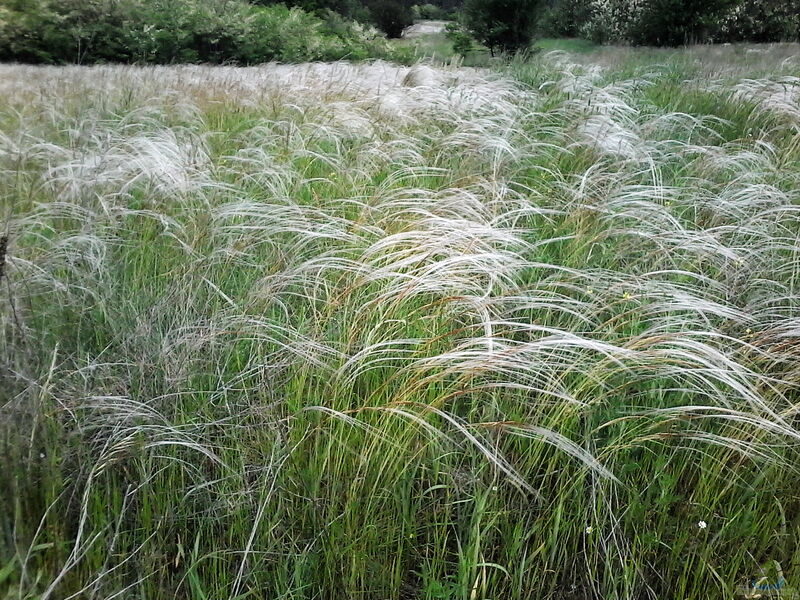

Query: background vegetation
[
  {"left": 0, "top": 0, "right": 410, "bottom": 64},
  {"left": 539, "top": 0, "right": 800, "bottom": 45},
  {"left": 1, "top": 0, "right": 799, "bottom": 67},
  {"left": 462, "top": 0, "right": 543, "bottom": 53}
]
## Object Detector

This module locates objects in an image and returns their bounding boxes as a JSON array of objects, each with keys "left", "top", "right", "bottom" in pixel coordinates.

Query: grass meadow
[{"left": 1, "top": 44, "right": 800, "bottom": 599}]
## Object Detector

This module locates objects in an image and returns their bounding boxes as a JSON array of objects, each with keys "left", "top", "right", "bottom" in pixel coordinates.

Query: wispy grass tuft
[{"left": 2, "top": 47, "right": 800, "bottom": 599}]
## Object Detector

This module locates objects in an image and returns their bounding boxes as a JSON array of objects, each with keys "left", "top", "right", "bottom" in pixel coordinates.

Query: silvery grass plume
[
  {"left": 1, "top": 49, "right": 800, "bottom": 600},
  {"left": 731, "top": 77, "right": 800, "bottom": 126}
]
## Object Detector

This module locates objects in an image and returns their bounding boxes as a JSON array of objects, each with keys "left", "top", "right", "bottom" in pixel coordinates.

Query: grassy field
[{"left": 1, "top": 45, "right": 800, "bottom": 599}]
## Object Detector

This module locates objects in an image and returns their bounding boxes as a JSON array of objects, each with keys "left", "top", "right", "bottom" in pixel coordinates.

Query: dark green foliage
[
  {"left": 0, "top": 0, "right": 396, "bottom": 65},
  {"left": 463, "top": 0, "right": 544, "bottom": 54},
  {"left": 573, "top": 0, "right": 632, "bottom": 43},
  {"left": 413, "top": 2, "right": 450, "bottom": 19},
  {"left": 445, "top": 21, "right": 474, "bottom": 57},
  {"left": 253, "top": 0, "right": 373, "bottom": 24},
  {"left": 369, "top": 0, "right": 414, "bottom": 38},
  {"left": 0, "top": 0, "right": 134, "bottom": 64},
  {"left": 538, "top": 0, "right": 593, "bottom": 37},
  {"left": 539, "top": 0, "right": 798, "bottom": 45},
  {"left": 719, "top": 0, "right": 800, "bottom": 42},
  {"left": 259, "top": 0, "right": 414, "bottom": 42},
  {"left": 628, "top": 0, "right": 739, "bottom": 45}
]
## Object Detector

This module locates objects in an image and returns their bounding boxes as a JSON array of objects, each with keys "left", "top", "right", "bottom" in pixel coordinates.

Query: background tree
[
  {"left": 463, "top": 0, "right": 544, "bottom": 54},
  {"left": 628, "top": 0, "right": 739, "bottom": 45},
  {"left": 719, "top": 0, "right": 800, "bottom": 42},
  {"left": 368, "top": 0, "right": 414, "bottom": 38},
  {"left": 444, "top": 20, "right": 473, "bottom": 57},
  {"left": 538, "top": 0, "right": 593, "bottom": 37},
  {"left": 0, "top": 0, "right": 403, "bottom": 65},
  {"left": 251, "top": 0, "right": 372, "bottom": 24},
  {"left": 414, "top": 3, "right": 450, "bottom": 19}
]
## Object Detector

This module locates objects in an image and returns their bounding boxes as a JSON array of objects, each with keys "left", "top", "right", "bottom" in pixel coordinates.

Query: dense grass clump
[{"left": 1, "top": 47, "right": 800, "bottom": 599}]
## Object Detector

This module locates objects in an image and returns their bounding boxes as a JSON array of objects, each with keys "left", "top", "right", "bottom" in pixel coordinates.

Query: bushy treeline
[
  {"left": 453, "top": 0, "right": 797, "bottom": 61},
  {"left": 462, "top": 0, "right": 543, "bottom": 54},
  {"left": 412, "top": 3, "right": 455, "bottom": 20},
  {"left": 720, "top": 0, "right": 800, "bottom": 43},
  {"left": 0, "top": 0, "right": 407, "bottom": 64},
  {"left": 539, "top": 0, "right": 800, "bottom": 45}
]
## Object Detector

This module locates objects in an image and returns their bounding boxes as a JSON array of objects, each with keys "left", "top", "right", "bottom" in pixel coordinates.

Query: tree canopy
[
  {"left": 629, "top": 0, "right": 740, "bottom": 45},
  {"left": 463, "top": 0, "right": 543, "bottom": 53}
]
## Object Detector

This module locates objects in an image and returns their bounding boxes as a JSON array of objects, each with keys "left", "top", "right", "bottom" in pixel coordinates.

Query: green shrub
[
  {"left": 369, "top": 0, "right": 414, "bottom": 38},
  {"left": 444, "top": 21, "right": 474, "bottom": 57},
  {"left": 523, "top": 0, "right": 800, "bottom": 46},
  {"left": 538, "top": 0, "right": 593, "bottom": 37},
  {"left": 0, "top": 0, "right": 138, "bottom": 64},
  {"left": 628, "top": 0, "right": 739, "bottom": 45},
  {"left": 0, "top": 0, "right": 400, "bottom": 65},
  {"left": 718, "top": 0, "right": 800, "bottom": 42},
  {"left": 463, "top": 0, "right": 544, "bottom": 54},
  {"left": 415, "top": 3, "right": 447, "bottom": 19},
  {"left": 578, "top": 0, "right": 642, "bottom": 44}
]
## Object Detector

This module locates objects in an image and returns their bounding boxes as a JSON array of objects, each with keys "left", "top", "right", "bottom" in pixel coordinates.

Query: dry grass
[{"left": 1, "top": 48, "right": 800, "bottom": 599}]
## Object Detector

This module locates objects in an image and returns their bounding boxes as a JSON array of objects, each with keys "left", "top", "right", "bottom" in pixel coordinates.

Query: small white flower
[
  {"left": 698, "top": 520, "right": 707, "bottom": 529},
  {"left": 585, "top": 526, "right": 593, "bottom": 534},
  {"left": 39, "top": 452, "right": 46, "bottom": 459},
  {"left": 491, "top": 485, "right": 498, "bottom": 491}
]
